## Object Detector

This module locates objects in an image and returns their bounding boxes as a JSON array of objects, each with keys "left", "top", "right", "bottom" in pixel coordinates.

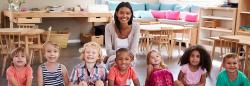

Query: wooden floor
[{"left": 0, "top": 43, "right": 225, "bottom": 86}]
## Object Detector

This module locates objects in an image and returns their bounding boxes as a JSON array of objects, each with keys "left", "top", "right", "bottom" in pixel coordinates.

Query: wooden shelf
[
  {"left": 240, "top": 11, "right": 250, "bottom": 14},
  {"left": 202, "top": 7, "right": 236, "bottom": 11},
  {"left": 200, "top": 27, "right": 232, "bottom": 33},
  {"left": 237, "top": 30, "right": 250, "bottom": 35},
  {"left": 199, "top": 7, "right": 237, "bottom": 45},
  {"left": 199, "top": 38, "right": 213, "bottom": 42},
  {"left": 201, "top": 16, "right": 233, "bottom": 21}
]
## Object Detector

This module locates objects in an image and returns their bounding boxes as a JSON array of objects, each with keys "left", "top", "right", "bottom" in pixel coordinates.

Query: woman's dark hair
[
  {"left": 114, "top": 2, "right": 134, "bottom": 32},
  {"left": 178, "top": 45, "right": 212, "bottom": 76}
]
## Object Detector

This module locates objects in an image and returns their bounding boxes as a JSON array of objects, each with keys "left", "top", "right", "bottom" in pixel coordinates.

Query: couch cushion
[
  {"left": 158, "top": 19, "right": 198, "bottom": 26},
  {"left": 140, "top": 11, "right": 154, "bottom": 18},
  {"left": 151, "top": 10, "right": 166, "bottom": 19},
  {"left": 134, "top": 11, "right": 142, "bottom": 18},
  {"left": 190, "top": 4, "right": 200, "bottom": 13},
  {"left": 108, "top": 1, "right": 120, "bottom": 11},
  {"left": 174, "top": 4, "right": 191, "bottom": 12},
  {"left": 146, "top": 3, "right": 160, "bottom": 10},
  {"left": 165, "top": 10, "right": 180, "bottom": 20},
  {"left": 130, "top": 2, "right": 146, "bottom": 11},
  {"left": 160, "top": 3, "right": 177, "bottom": 10},
  {"left": 185, "top": 13, "right": 198, "bottom": 22}
]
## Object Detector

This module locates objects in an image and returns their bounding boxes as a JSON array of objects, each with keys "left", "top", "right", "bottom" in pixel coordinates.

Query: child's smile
[
  {"left": 13, "top": 53, "right": 27, "bottom": 67},
  {"left": 149, "top": 52, "right": 161, "bottom": 65},
  {"left": 224, "top": 58, "right": 238, "bottom": 73},
  {"left": 44, "top": 44, "right": 60, "bottom": 63},
  {"left": 116, "top": 52, "right": 132, "bottom": 71},
  {"left": 83, "top": 47, "right": 99, "bottom": 63}
]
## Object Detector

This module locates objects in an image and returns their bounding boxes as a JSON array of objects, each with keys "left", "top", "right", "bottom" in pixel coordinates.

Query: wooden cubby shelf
[{"left": 199, "top": 7, "right": 237, "bottom": 45}]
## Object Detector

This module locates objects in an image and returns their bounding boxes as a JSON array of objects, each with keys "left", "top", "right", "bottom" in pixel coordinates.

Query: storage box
[
  {"left": 80, "top": 33, "right": 104, "bottom": 46},
  {"left": 42, "top": 31, "right": 70, "bottom": 48},
  {"left": 204, "top": 20, "right": 220, "bottom": 28}
]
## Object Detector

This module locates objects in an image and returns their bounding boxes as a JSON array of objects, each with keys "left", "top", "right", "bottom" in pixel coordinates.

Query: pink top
[
  {"left": 108, "top": 66, "right": 138, "bottom": 86},
  {"left": 181, "top": 64, "right": 206, "bottom": 85},
  {"left": 6, "top": 65, "right": 33, "bottom": 86}
]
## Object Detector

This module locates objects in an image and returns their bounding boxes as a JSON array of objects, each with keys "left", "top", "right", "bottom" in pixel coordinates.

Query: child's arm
[
  {"left": 108, "top": 79, "right": 114, "bottom": 86},
  {"left": 197, "top": 73, "right": 206, "bottom": 86},
  {"left": 145, "top": 65, "right": 153, "bottom": 86},
  {"left": 26, "top": 78, "right": 32, "bottom": 86},
  {"left": 26, "top": 66, "right": 33, "bottom": 86},
  {"left": 61, "top": 65, "right": 70, "bottom": 86},
  {"left": 177, "top": 71, "right": 189, "bottom": 85},
  {"left": 8, "top": 77, "right": 18, "bottom": 86},
  {"left": 37, "top": 66, "right": 44, "bottom": 86},
  {"left": 133, "top": 78, "right": 140, "bottom": 86}
]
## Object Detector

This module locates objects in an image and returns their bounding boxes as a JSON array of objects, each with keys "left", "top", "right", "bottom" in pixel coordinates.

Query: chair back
[
  {"left": 219, "top": 36, "right": 240, "bottom": 58},
  {"left": 0, "top": 32, "right": 21, "bottom": 55}
]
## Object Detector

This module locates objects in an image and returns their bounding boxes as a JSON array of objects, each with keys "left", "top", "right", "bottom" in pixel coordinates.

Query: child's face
[
  {"left": 189, "top": 50, "right": 200, "bottom": 66},
  {"left": 44, "top": 44, "right": 60, "bottom": 63},
  {"left": 116, "top": 7, "right": 132, "bottom": 24},
  {"left": 149, "top": 52, "right": 161, "bottom": 65},
  {"left": 13, "top": 52, "right": 27, "bottom": 67},
  {"left": 82, "top": 46, "right": 99, "bottom": 63},
  {"left": 115, "top": 52, "right": 132, "bottom": 71},
  {"left": 224, "top": 57, "right": 239, "bottom": 73}
]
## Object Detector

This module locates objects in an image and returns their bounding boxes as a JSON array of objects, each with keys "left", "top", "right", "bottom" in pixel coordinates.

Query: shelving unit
[
  {"left": 236, "top": 0, "right": 250, "bottom": 35},
  {"left": 198, "top": 7, "right": 237, "bottom": 45}
]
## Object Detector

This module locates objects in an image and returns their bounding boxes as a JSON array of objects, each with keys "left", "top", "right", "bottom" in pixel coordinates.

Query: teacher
[{"left": 105, "top": 2, "right": 140, "bottom": 69}]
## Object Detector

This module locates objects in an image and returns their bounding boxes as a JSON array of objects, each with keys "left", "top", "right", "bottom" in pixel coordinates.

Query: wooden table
[
  {"left": 210, "top": 35, "right": 250, "bottom": 78},
  {"left": 3, "top": 11, "right": 113, "bottom": 28},
  {"left": 210, "top": 35, "right": 250, "bottom": 58},
  {"left": 140, "top": 24, "right": 191, "bottom": 57},
  {"left": 0, "top": 28, "right": 45, "bottom": 56}
]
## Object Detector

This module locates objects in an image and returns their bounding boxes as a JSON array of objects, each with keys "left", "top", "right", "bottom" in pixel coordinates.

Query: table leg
[{"left": 211, "top": 40, "right": 216, "bottom": 60}]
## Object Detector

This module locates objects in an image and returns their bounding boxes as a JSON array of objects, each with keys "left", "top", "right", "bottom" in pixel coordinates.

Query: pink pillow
[
  {"left": 151, "top": 10, "right": 166, "bottom": 19},
  {"left": 185, "top": 13, "right": 198, "bottom": 22},
  {"left": 165, "top": 10, "right": 180, "bottom": 20}
]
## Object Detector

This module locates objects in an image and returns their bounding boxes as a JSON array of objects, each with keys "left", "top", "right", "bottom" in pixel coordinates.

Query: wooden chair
[
  {"left": 150, "top": 27, "right": 174, "bottom": 57},
  {"left": 173, "top": 25, "right": 193, "bottom": 55},
  {"left": 28, "top": 26, "right": 52, "bottom": 64},
  {"left": 0, "top": 32, "right": 21, "bottom": 76},
  {"left": 219, "top": 36, "right": 245, "bottom": 71},
  {"left": 139, "top": 30, "right": 153, "bottom": 53},
  {"left": 18, "top": 24, "right": 38, "bottom": 29}
]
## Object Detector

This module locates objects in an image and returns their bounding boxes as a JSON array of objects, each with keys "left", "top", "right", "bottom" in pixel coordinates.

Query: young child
[
  {"left": 108, "top": 48, "right": 140, "bottom": 86},
  {"left": 6, "top": 47, "right": 33, "bottom": 86},
  {"left": 69, "top": 42, "right": 108, "bottom": 86},
  {"left": 37, "top": 41, "right": 69, "bottom": 86},
  {"left": 216, "top": 53, "right": 249, "bottom": 86},
  {"left": 145, "top": 50, "right": 167, "bottom": 85},
  {"left": 175, "top": 45, "right": 212, "bottom": 86}
]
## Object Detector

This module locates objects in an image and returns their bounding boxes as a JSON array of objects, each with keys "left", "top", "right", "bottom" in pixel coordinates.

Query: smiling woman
[{"left": 105, "top": 2, "right": 140, "bottom": 70}]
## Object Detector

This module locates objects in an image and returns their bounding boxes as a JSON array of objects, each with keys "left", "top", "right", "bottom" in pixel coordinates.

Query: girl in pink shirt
[
  {"left": 6, "top": 47, "right": 33, "bottom": 86},
  {"left": 174, "top": 45, "right": 212, "bottom": 86},
  {"left": 108, "top": 48, "right": 140, "bottom": 86}
]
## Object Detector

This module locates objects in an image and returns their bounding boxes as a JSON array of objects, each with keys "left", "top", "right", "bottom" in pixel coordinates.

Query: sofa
[{"left": 107, "top": 1, "right": 200, "bottom": 27}]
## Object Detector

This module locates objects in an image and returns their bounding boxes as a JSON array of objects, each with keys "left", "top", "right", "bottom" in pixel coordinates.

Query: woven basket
[{"left": 42, "top": 31, "right": 70, "bottom": 48}]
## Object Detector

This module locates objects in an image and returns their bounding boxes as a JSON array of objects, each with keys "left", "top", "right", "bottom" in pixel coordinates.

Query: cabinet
[
  {"left": 236, "top": 0, "right": 250, "bottom": 35},
  {"left": 198, "top": 7, "right": 237, "bottom": 45}
]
